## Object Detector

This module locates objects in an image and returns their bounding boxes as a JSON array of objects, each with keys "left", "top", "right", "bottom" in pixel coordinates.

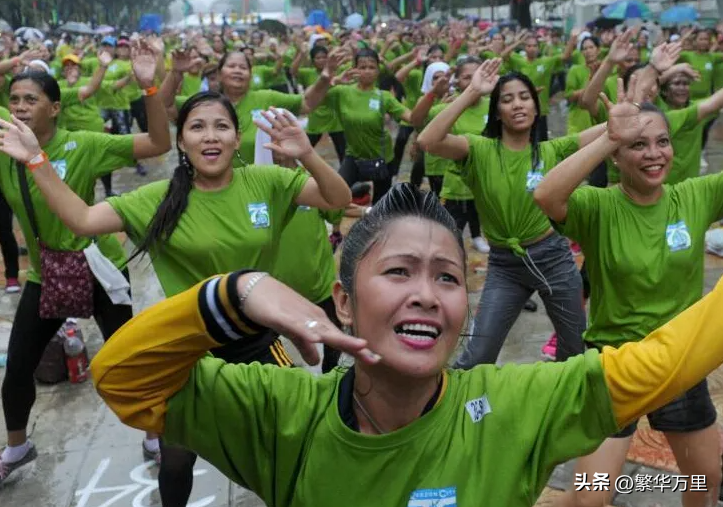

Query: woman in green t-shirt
[
  {"left": 328, "top": 48, "right": 416, "bottom": 204},
  {"left": 535, "top": 85, "right": 723, "bottom": 507},
  {"left": 1, "top": 91, "right": 351, "bottom": 503},
  {"left": 0, "top": 43, "right": 172, "bottom": 485},
  {"left": 419, "top": 59, "right": 607, "bottom": 367},
  {"left": 57, "top": 51, "right": 112, "bottom": 133},
  {"left": 91, "top": 182, "right": 723, "bottom": 507}
]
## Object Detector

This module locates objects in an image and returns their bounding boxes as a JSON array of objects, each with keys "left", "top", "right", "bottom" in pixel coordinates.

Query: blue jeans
[{"left": 455, "top": 232, "right": 586, "bottom": 367}]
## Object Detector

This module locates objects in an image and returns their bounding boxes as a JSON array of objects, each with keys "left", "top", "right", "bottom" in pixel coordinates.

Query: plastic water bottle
[{"left": 63, "top": 328, "right": 88, "bottom": 383}]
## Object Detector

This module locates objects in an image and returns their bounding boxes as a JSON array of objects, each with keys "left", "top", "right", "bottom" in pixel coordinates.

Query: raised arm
[
  {"left": 299, "top": 49, "right": 344, "bottom": 114},
  {"left": 159, "top": 49, "right": 200, "bottom": 110},
  {"left": 418, "top": 58, "right": 501, "bottom": 160},
  {"left": 0, "top": 117, "right": 125, "bottom": 236},
  {"left": 77, "top": 51, "right": 112, "bottom": 102},
  {"left": 409, "top": 72, "right": 451, "bottom": 128},
  {"left": 580, "top": 28, "right": 635, "bottom": 114},
  {"left": 534, "top": 79, "right": 648, "bottom": 223}
]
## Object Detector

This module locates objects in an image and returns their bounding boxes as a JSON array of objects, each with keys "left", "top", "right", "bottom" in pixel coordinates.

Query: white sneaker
[{"left": 472, "top": 236, "right": 490, "bottom": 253}]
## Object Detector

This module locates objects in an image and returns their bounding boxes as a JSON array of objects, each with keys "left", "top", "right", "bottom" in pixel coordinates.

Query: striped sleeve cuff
[{"left": 197, "top": 271, "right": 267, "bottom": 344}]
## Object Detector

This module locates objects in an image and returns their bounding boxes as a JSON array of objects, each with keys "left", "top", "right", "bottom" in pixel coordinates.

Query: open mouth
[
  {"left": 641, "top": 164, "right": 664, "bottom": 177},
  {"left": 512, "top": 112, "right": 527, "bottom": 121},
  {"left": 202, "top": 148, "right": 222, "bottom": 161},
  {"left": 394, "top": 321, "right": 442, "bottom": 350}
]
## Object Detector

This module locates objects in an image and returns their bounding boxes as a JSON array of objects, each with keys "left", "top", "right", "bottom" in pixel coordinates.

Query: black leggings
[
  {"left": 0, "top": 189, "right": 19, "bottom": 279},
  {"left": 390, "top": 125, "right": 415, "bottom": 177},
  {"left": 1, "top": 271, "right": 132, "bottom": 431},
  {"left": 100, "top": 109, "right": 131, "bottom": 196},
  {"left": 308, "top": 131, "right": 346, "bottom": 164},
  {"left": 444, "top": 199, "right": 481, "bottom": 238},
  {"left": 159, "top": 296, "right": 341, "bottom": 507},
  {"left": 339, "top": 156, "right": 392, "bottom": 205}
]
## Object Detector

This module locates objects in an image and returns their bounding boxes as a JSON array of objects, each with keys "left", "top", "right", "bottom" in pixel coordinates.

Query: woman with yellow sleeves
[{"left": 90, "top": 181, "right": 723, "bottom": 507}]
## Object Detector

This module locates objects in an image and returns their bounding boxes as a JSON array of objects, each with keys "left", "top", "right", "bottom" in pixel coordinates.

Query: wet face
[
  {"left": 490, "top": 33, "right": 504, "bottom": 53},
  {"left": 456, "top": 62, "right": 480, "bottom": 92},
  {"left": 615, "top": 113, "right": 672, "bottom": 192},
  {"left": 665, "top": 74, "right": 690, "bottom": 108},
  {"left": 427, "top": 48, "right": 445, "bottom": 64},
  {"left": 335, "top": 218, "right": 467, "bottom": 378},
  {"left": 213, "top": 36, "right": 224, "bottom": 52},
  {"left": 581, "top": 39, "right": 599, "bottom": 64},
  {"left": 497, "top": 79, "right": 537, "bottom": 133},
  {"left": 9, "top": 79, "right": 60, "bottom": 135},
  {"left": 696, "top": 31, "right": 711, "bottom": 52},
  {"left": 220, "top": 52, "right": 251, "bottom": 92},
  {"left": 355, "top": 56, "right": 380, "bottom": 86},
  {"left": 524, "top": 36, "right": 539, "bottom": 59},
  {"left": 63, "top": 62, "right": 80, "bottom": 83},
  {"left": 313, "top": 51, "right": 328, "bottom": 71},
  {"left": 178, "top": 101, "right": 240, "bottom": 181}
]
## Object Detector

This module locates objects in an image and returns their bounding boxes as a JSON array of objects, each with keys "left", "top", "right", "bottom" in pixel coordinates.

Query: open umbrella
[
  {"left": 58, "top": 22, "right": 95, "bottom": 35},
  {"left": 660, "top": 6, "right": 699, "bottom": 26},
  {"left": 344, "top": 13, "right": 364, "bottom": 30},
  {"left": 306, "top": 10, "right": 331, "bottom": 29},
  {"left": 258, "top": 19, "right": 289, "bottom": 36},
  {"left": 589, "top": 16, "right": 623, "bottom": 30},
  {"left": 14, "top": 27, "right": 44, "bottom": 42},
  {"left": 95, "top": 25, "right": 115, "bottom": 35},
  {"left": 602, "top": 1, "right": 651, "bottom": 20}
]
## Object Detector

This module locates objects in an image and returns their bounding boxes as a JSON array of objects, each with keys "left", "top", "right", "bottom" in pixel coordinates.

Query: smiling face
[
  {"left": 615, "top": 112, "right": 673, "bottom": 192},
  {"left": 334, "top": 218, "right": 467, "bottom": 378},
  {"left": 524, "top": 36, "right": 539, "bottom": 60},
  {"left": 581, "top": 38, "right": 599, "bottom": 65},
  {"left": 696, "top": 31, "right": 711, "bottom": 52},
  {"left": 497, "top": 78, "right": 537, "bottom": 133},
  {"left": 62, "top": 61, "right": 80, "bottom": 84},
  {"left": 178, "top": 101, "right": 240, "bottom": 183},
  {"left": 355, "top": 56, "right": 380, "bottom": 86},
  {"left": 9, "top": 78, "right": 60, "bottom": 136},
  {"left": 456, "top": 62, "right": 480, "bottom": 92},
  {"left": 220, "top": 52, "right": 251, "bottom": 93},
  {"left": 664, "top": 73, "right": 691, "bottom": 108}
]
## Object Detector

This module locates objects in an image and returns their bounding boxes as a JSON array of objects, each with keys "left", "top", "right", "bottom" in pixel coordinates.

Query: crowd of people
[{"left": 1, "top": 16, "right": 723, "bottom": 507}]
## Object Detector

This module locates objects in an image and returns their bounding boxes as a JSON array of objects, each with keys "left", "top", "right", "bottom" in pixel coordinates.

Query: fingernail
[{"left": 363, "top": 350, "right": 382, "bottom": 362}]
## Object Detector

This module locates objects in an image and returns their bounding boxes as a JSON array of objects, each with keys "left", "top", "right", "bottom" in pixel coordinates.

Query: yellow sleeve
[
  {"left": 90, "top": 271, "right": 264, "bottom": 434},
  {"left": 601, "top": 276, "right": 723, "bottom": 427}
]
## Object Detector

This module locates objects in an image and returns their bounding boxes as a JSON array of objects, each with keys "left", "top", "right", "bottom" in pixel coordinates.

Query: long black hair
[
  {"left": 129, "top": 92, "right": 239, "bottom": 261},
  {"left": 483, "top": 72, "right": 542, "bottom": 169}
]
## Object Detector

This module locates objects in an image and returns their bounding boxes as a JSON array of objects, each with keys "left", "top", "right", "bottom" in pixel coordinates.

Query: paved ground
[{"left": 1, "top": 101, "right": 723, "bottom": 506}]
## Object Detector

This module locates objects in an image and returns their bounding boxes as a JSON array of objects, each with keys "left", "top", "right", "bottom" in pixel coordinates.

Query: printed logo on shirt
[
  {"left": 297, "top": 205, "right": 312, "bottom": 211},
  {"left": 65, "top": 141, "right": 78, "bottom": 152},
  {"left": 465, "top": 395, "right": 492, "bottom": 423},
  {"left": 251, "top": 109, "right": 264, "bottom": 122},
  {"left": 51, "top": 159, "right": 68, "bottom": 180},
  {"left": 666, "top": 221, "right": 692, "bottom": 252},
  {"left": 248, "top": 202, "right": 270, "bottom": 228},
  {"left": 369, "top": 98, "right": 381, "bottom": 111},
  {"left": 407, "top": 487, "right": 457, "bottom": 507},
  {"left": 525, "top": 160, "right": 545, "bottom": 193},
  {"left": 253, "top": 75, "right": 262, "bottom": 84},
  {"left": 536, "top": 64, "right": 546, "bottom": 73},
  {"left": 706, "top": 62, "right": 713, "bottom": 71},
  {"left": 108, "top": 64, "right": 117, "bottom": 72}
]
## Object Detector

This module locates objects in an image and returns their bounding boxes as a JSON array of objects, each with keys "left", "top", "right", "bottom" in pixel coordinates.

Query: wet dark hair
[
  {"left": 455, "top": 56, "right": 483, "bottom": 78},
  {"left": 354, "top": 48, "right": 380, "bottom": 67},
  {"left": 580, "top": 36, "right": 601, "bottom": 49},
  {"left": 310, "top": 45, "right": 329, "bottom": 61},
  {"left": 660, "top": 72, "right": 691, "bottom": 107},
  {"left": 10, "top": 70, "right": 61, "bottom": 102},
  {"left": 129, "top": 92, "right": 239, "bottom": 261},
  {"left": 622, "top": 63, "right": 648, "bottom": 91},
  {"left": 483, "top": 72, "right": 542, "bottom": 169},
  {"left": 339, "top": 183, "right": 465, "bottom": 297},
  {"left": 218, "top": 50, "right": 253, "bottom": 71},
  {"left": 638, "top": 101, "right": 670, "bottom": 131},
  {"left": 427, "top": 44, "right": 445, "bottom": 56}
]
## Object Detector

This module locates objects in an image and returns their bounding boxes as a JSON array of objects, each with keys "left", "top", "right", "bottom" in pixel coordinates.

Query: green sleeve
[
  {"left": 60, "top": 87, "right": 81, "bottom": 107},
  {"left": 676, "top": 171, "right": 723, "bottom": 225},
  {"left": 175, "top": 95, "right": 189, "bottom": 111},
  {"left": 258, "top": 165, "right": 311, "bottom": 230},
  {"left": 106, "top": 180, "right": 168, "bottom": 244},
  {"left": 450, "top": 134, "right": 488, "bottom": 191},
  {"left": 266, "top": 90, "right": 303, "bottom": 115},
  {"left": 507, "top": 53, "right": 526, "bottom": 71},
  {"left": 555, "top": 185, "right": 602, "bottom": 244},
  {"left": 320, "top": 208, "right": 344, "bottom": 225},
  {"left": 666, "top": 104, "right": 699, "bottom": 137},
  {"left": 165, "top": 357, "right": 328, "bottom": 501},
  {"left": 491, "top": 350, "right": 618, "bottom": 497},
  {"left": 565, "top": 66, "right": 584, "bottom": 99},
  {"left": 298, "top": 68, "right": 317, "bottom": 88},
  {"left": 382, "top": 91, "right": 407, "bottom": 123},
  {"left": 548, "top": 135, "right": 581, "bottom": 163},
  {"left": 85, "top": 132, "right": 136, "bottom": 177}
]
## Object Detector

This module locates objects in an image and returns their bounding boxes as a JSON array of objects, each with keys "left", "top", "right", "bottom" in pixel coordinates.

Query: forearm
[
  {"left": 142, "top": 93, "right": 172, "bottom": 155},
  {"left": 91, "top": 271, "right": 266, "bottom": 433},
  {"left": 581, "top": 59, "right": 614, "bottom": 112},
  {"left": 0, "top": 56, "right": 20, "bottom": 75},
  {"left": 299, "top": 150, "right": 352, "bottom": 208},
  {"left": 395, "top": 59, "right": 418, "bottom": 83},
  {"left": 409, "top": 92, "right": 435, "bottom": 128},
  {"left": 160, "top": 70, "right": 183, "bottom": 109},
  {"left": 601, "top": 276, "right": 723, "bottom": 427},
  {"left": 418, "top": 89, "right": 476, "bottom": 149},
  {"left": 79, "top": 65, "right": 108, "bottom": 102},
  {"left": 301, "top": 73, "right": 331, "bottom": 114},
  {"left": 388, "top": 51, "right": 415, "bottom": 72}
]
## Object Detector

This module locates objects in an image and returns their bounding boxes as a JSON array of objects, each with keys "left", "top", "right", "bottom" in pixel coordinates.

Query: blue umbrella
[
  {"left": 306, "top": 10, "right": 330, "bottom": 29},
  {"left": 660, "top": 6, "right": 699, "bottom": 25},
  {"left": 344, "top": 13, "right": 364, "bottom": 30},
  {"left": 602, "top": 1, "right": 651, "bottom": 20}
]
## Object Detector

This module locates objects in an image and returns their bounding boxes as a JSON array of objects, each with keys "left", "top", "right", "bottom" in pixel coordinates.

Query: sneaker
[
  {"left": 142, "top": 440, "right": 161, "bottom": 465},
  {"left": 5, "top": 278, "right": 20, "bottom": 294},
  {"left": 541, "top": 333, "right": 557, "bottom": 361},
  {"left": 472, "top": 236, "right": 490, "bottom": 253},
  {"left": 701, "top": 155, "right": 709, "bottom": 171},
  {"left": 570, "top": 241, "right": 582, "bottom": 256},
  {"left": 523, "top": 299, "right": 538, "bottom": 312},
  {"left": 0, "top": 442, "right": 38, "bottom": 484}
]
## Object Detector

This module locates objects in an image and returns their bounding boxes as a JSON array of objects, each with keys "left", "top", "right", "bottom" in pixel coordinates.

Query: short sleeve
[
  {"left": 565, "top": 67, "right": 583, "bottom": 98},
  {"left": 676, "top": 171, "right": 723, "bottom": 224},
  {"left": 164, "top": 358, "right": 328, "bottom": 502},
  {"left": 382, "top": 90, "right": 408, "bottom": 123},
  {"left": 106, "top": 180, "right": 168, "bottom": 243},
  {"left": 555, "top": 185, "right": 602, "bottom": 244},
  {"left": 667, "top": 104, "right": 699, "bottom": 137},
  {"left": 320, "top": 208, "right": 344, "bottom": 225},
  {"left": 449, "top": 134, "right": 489, "bottom": 191},
  {"left": 298, "top": 68, "right": 317, "bottom": 88},
  {"left": 267, "top": 90, "right": 303, "bottom": 115},
  {"left": 175, "top": 95, "right": 189, "bottom": 111},
  {"left": 60, "top": 87, "right": 81, "bottom": 107},
  {"left": 508, "top": 53, "right": 526, "bottom": 71},
  {"left": 547, "top": 135, "right": 580, "bottom": 166},
  {"left": 324, "top": 85, "right": 342, "bottom": 111},
  {"left": 83, "top": 132, "right": 136, "bottom": 177}
]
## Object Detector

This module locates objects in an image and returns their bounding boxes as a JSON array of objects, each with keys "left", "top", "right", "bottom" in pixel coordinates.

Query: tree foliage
[
  {"left": 294, "top": 0, "right": 510, "bottom": 22},
  {"left": 0, "top": 0, "right": 174, "bottom": 31}
]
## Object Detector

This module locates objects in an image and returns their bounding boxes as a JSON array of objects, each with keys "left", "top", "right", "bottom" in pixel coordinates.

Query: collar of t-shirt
[{"left": 337, "top": 367, "right": 443, "bottom": 432}]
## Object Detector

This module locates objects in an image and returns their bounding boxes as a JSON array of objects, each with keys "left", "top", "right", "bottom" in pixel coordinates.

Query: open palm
[
  {"left": 255, "top": 108, "right": 312, "bottom": 160},
  {"left": 604, "top": 77, "right": 651, "bottom": 144},
  {"left": 469, "top": 58, "right": 502, "bottom": 97},
  {"left": 0, "top": 116, "right": 41, "bottom": 163}
]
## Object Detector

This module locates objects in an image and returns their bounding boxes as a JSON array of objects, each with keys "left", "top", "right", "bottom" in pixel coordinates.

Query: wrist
[
  {"left": 25, "top": 151, "right": 47, "bottom": 171},
  {"left": 142, "top": 85, "right": 158, "bottom": 97},
  {"left": 298, "top": 149, "right": 317, "bottom": 164}
]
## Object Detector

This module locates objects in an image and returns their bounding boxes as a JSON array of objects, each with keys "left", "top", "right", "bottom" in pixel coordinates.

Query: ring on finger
[
  {"left": 305, "top": 319, "right": 318, "bottom": 330},
  {"left": 632, "top": 102, "right": 642, "bottom": 110}
]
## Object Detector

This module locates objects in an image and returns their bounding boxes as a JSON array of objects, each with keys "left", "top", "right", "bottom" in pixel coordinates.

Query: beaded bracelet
[{"left": 238, "top": 272, "right": 269, "bottom": 312}]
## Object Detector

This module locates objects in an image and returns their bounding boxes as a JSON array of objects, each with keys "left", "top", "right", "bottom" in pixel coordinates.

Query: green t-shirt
[
  {"left": 401, "top": 68, "right": 423, "bottom": 113},
  {"left": 251, "top": 65, "right": 281, "bottom": 90},
  {"left": 181, "top": 73, "right": 203, "bottom": 97},
  {"left": 58, "top": 77, "right": 105, "bottom": 133},
  {"left": 81, "top": 57, "right": 100, "bottom": 77},
  {"left": 0, "top": 75, "right": 10, "bottom": 108},
  {"left": 565, "top": 64, "right": 593, "bottom": 134},
  {"left": 165, "top": 351, "right": 617, "bottom": 506},
  {"left": 107, "top": 165, "right": 308, "bottom": 297},
  {"left": 482, "top": 51, "right": 511, "bottom": 75},
  {"left": 559, "top": 175, "right": 723, "bottom": 347},
  {"left": 508, "top": 54, "right": 563, "bottom": 116},
  {"left": 678, "top": 51, "right": 723, "bottom": 100},
  {"left": 96, "top": 59, "right": 132, "bottom": 110},
  {"left": 274, "top": 201, "right": 342, "bottom": 303},
  {"left": 326, "top": 85, "right": 407, "bottom": 162},
  {"left": 0, "top": 129, "right": 133, "bottom": 283},
  {"left": 298, "top": 68, "right": 341, "bottom": 134},
  {"left": 451, "top": 134, "right": 580, "bottom": 249}
]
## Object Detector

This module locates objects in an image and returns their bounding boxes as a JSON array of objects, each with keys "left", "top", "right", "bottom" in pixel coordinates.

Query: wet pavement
[{"left": 1, "top": 102, "right": 723, "bottom": 506}]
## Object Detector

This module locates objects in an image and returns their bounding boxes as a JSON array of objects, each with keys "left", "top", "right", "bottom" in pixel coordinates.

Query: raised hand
[
  {"left": 170, "top": 49, "right": 199, "bottom": 73},
  {"left": 607, "top": 27, "right": 635, "bottom": 64},
  {"left": 650, "top": 41, "right": 682, "bottom": 74},
  {"left": 147, "top": 35, "right": 165, "bottom": 57},
  {"left": 0, "top": 116, "right": 42, "bottom": 164},
  {"left": 468, "top": 57, "right": 501, "bottom": 98},
  {"left": 98, "top": 50, "right": 113, "bottom": 68},
  {"left": 130, "top": 40, "right": 157, "bottom": 89},
  {"left": 602, "top": 76, "right": 652, "bottom": 144},
  {"left": 432, "top": 70, "right": 452, "bottom": 98},
  {"left": 254, "top": 108, "right": 313, "bottom": 160},
  {"left": 325, "top": 48, "right": 346, "bottom": 76}
]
